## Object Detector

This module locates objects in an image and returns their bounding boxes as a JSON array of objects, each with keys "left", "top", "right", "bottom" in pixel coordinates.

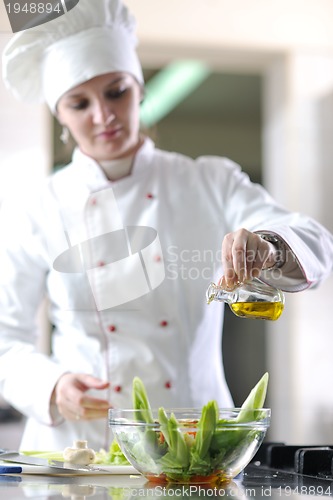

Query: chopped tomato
[{"left": 158, "top": 432, "right": 165, "bottom": 444}]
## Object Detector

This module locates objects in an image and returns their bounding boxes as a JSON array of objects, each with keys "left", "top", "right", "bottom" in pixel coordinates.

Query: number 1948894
[
  {"left": 277, "top": 485, "right": 332, "bottom": 496},
  {"left": 5, "top": 2, "right": 62, "bottom": 14}
]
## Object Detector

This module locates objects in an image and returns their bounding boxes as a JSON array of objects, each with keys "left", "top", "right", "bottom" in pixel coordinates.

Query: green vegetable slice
[
  {"left": 107, "top": 439, "right": 131, "bottom": 465},
  {"left": 159, "top": 411, "right": 190, "bottom": 468},
  {"left": 132, "top": 376, "right": 154, "bottom": 424},
  {"left": 236, "top": 372, "right": 269, "bottom": 423},
  {"left": 191, "top": 400, "right": 218, "bottom": 459}
]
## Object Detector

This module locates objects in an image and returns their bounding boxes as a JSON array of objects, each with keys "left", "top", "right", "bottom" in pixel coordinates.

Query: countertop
[{"left": 2, "top": 464, "right": 333, "bottom": 499}]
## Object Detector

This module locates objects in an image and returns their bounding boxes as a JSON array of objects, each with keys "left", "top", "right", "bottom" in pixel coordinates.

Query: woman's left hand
[
  {"left": 52, "top": 373, "right": 110, "bottom": 422},
  {"left": 221, "top": 228, "right": 277, "bottom": 287}
]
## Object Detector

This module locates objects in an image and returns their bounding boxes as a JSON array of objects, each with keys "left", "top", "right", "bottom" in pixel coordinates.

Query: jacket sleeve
[
  {"left": 199, "top": 156, "right": 333, "bottom": 292},
  {"left": 0, "top": 195, "right": 67, "bottom": 425}
]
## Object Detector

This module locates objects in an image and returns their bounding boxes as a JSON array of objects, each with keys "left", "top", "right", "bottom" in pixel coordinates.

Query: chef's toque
[{"left": 2, "top": 0, "right": 144, "bottom": 113}]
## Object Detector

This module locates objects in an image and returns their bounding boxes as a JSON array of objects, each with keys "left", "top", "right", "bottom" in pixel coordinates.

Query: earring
[{"left": 60, "top": 126, "right": 69, "bottom": 144}]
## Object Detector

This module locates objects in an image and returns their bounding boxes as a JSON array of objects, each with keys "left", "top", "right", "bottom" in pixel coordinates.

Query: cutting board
[{"left": 0, "top": 462, "right": 138, "bottom": 475}]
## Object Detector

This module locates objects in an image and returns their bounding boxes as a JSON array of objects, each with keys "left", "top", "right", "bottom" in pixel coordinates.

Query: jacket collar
[{"left": 71, "top": 137, "right": 155, "bottom": 192}]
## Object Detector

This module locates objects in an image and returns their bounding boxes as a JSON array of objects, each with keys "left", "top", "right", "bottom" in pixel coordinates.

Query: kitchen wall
[{"left": 0, "top": 32, "right": 52, "bottom": 203}]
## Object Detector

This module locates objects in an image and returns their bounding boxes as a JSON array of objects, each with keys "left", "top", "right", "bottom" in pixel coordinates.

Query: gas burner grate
[{"left": 253, "top": 442, "right": 333, "bottom": 478}]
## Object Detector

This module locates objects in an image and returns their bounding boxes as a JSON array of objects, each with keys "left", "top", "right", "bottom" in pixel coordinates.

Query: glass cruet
[{"left": 206, "top": 278, "right": 285, "bottom": 321}]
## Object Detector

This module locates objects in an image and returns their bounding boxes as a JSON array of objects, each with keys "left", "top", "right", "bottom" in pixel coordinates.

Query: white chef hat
[{"left": 2, "top": 0, "right": 144, "bottom": 113}]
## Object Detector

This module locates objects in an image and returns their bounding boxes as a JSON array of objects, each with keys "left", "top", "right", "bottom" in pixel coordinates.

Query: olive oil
[
  {"left": 230, "top": 301, "right": 284, "bottom": 321},
  {"left": 206, "top": 278, "right": 285, "bottom": 321}
]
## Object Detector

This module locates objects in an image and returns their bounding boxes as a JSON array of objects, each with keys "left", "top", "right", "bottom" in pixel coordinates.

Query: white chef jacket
[{"left": 0, "top": 137, "right": 332, "bottom": 451}]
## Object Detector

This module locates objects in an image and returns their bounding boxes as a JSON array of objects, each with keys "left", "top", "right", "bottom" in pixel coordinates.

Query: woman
[{"left": 1, "top": 0, "right": 333, "bottom": 451}]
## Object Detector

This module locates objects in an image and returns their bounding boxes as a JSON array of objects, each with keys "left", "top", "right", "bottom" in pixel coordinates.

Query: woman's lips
[{"left": 97, "top": 127, "right": 122, "bottom": 139}]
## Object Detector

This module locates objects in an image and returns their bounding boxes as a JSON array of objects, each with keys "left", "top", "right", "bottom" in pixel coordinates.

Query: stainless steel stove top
[{"left": 243, "top": 442, "right": 333, "bottom": 497}]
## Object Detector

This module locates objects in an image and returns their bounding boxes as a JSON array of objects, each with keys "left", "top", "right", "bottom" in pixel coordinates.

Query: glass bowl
[{"left": 109, "top": 407, "right": 270, "bottom": 484}]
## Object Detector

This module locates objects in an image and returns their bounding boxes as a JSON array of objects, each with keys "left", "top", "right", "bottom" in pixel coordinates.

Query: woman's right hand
[
  {"left": 52, "top": 373, "right": 110, "bottom": 421},
  {"left": 221, "top": 228, "right": 278, "bottom": 287}
]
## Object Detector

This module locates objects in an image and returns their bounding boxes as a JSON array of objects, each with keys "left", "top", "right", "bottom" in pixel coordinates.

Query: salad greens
[
  {"left": 22, "top": 443, "right": 131, "bottom": 466},
  {"left": 115, "top": 373, "right": 270, "bottom": 481},
  {"left": 104, "top": 439, "right": 131, "bottom": 466},
  {"left": 22, "top": 450, "right": 65, "bottom": 462}
]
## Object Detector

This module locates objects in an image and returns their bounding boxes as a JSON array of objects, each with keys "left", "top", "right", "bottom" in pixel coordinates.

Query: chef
[{"left": 1, "top": 0, "right": 333, "bottom": 451}]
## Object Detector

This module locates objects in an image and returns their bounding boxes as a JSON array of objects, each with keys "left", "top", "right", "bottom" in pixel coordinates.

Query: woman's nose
[{"left": 93, "top": 101, "right": 115, "bottom": 125}]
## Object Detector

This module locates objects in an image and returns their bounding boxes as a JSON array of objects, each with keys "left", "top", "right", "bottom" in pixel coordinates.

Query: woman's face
[{"left": 56, "top": 72, "right": 143, "bottom": 162}]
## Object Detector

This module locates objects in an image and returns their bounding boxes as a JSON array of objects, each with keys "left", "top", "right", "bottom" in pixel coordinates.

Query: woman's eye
[
  {"left": 70, "top": 100, "right": 89, "bottom": 110},
  {"left": 105, "top": 87, "right": 127, "bottom": 99}
]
